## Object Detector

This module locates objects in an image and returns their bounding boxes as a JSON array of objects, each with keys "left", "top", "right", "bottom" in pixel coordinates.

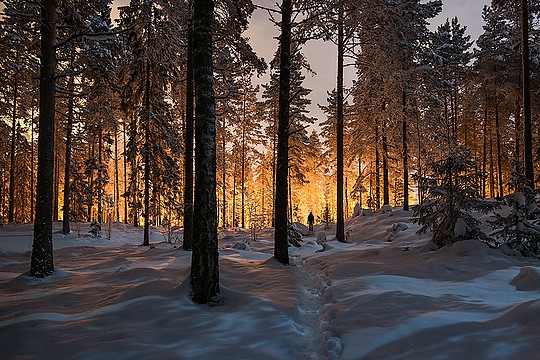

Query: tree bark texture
[
  {"left": 274, "top": 0, "right": 292, "bottom": 265},
  {"left": 336, "top": 7, "right": 345, "bottom": 242},
  {"left": 190, "top": 0, "right": 220, "bottom": 304},
  {"left": 62, "top": 65, "right": 75, "bottom": 234},
  {"left": 183, "top": 17, "right": 195, "bottom": 250},
  {"left": 8, "top": 75, "right": 18, "bottom": 224},
  {"left": 143, "top": 58, "right": 151, "bottom": 246},
  {"left": 382, "top": 132, "right": 390, "bottom": 206},
  {"left": 402, "top": 91, "right": 409, "bottom": 211},
  {"left": 522, "top": 0, "right": 534, "bottom": 186},
  {"left": 30, "top": 0, "right": 56, "bottom": 277}
]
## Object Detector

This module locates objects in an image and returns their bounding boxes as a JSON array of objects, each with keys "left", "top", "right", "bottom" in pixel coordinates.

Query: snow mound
[
  {"left": 510, "top": 267, "right": 540, "bottom": 291},
  {"left": 317, "top": 232, "right": 327, "bottom": 242},
  {"left": 292, "top": 222, "right": 309, "bottom": 236},
  {"left": 232, "top": 242, "right": 252, "bottom": 251},
  {"left": 385, "top": 222, "right": 409, "bottom": 242},
  {"left": 380, "top": 204, "right": 393, "bottom": 214}
]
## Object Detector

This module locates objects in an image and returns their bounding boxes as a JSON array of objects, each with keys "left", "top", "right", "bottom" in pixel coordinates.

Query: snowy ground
[{"left": 1, "top": 209, "right": 540, "bottom": 359}]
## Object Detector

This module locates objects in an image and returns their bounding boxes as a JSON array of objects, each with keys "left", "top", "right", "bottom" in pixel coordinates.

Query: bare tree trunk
[
  {"left": 114, "top": 124, "right": 120, "bottom": 222},
  {"left": 97, "top": 126, "right": 103, "bottom": 223},
  {"left": 53, "top": 152, "right": 59, "bottom": 222},
  {"left": 515, "top": 103, "right": 522, "bottom": 180},
  {"left": 382, "top": 131, "right": 390, "bottom": 206},
  {"left": 271, "top": 116, "right": 277, "bottom": 227},
  {"left": 30, "top": 0, "right": 56, "bottom": 277},
  {"left": 143, "top": 58, "right": 151, "bottom": 246},
  {"left": 402, "top": 90, "right": 409, "bottom": 211},
  {"left": 183, "top": 14, "right": 194, "bottom": 250},
  {"left": 482, "top": 100, "right": 488, "bottom": 198},
  {"left": 190, "top": 0, "right": 219, "bottom": 304},
  {"left": 31, "top": 97, "right": 35, "bottom": 221},
  {"left": 62, "top": 57, "right": 75, "bottom": 234},
  {"left": 232, "top": 162, "right": 237, "bottom": 226},
  {"left": 241, "top": 122, "right": 245, "bottom": 228},
  {"left": 490, "top": 128, "right": 495, "bottom": 199},
  {"left": 274, "top": 0, "right": 292, "bottom": 265},
  {"left": 375, "top": 118, "right": 380, "bottom": 209},
  {"left": 288, "top": 168, "right": 293, "bottom": 221},
  {"left": 336, "top": 6, "right": 345, "bottom": 242},
  {"left": 522, "top": 0, "right": 533, "bottom": 187},
  {"left": 221, "top": 116, "right": 226, "bottom": 228},
  {"left": 123, "top": 123, "right": 128, "bottom": 224},
  {"left": 495, "top": 101, "right": 503, "bottom": 197},
  {"left": 8, "top": 75, "right": 18, "bottom": 224}
]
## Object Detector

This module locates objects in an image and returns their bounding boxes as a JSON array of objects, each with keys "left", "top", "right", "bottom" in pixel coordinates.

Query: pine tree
[
  {"left": 190, "top": 0, "right": 220, "bottom": 304},
  {"left": 274, "top": 0, "right": 293, "bottom": 265},
  {"left": 30, "top": 0, "right": 57, "bottom": 277},
  {"left": 413, "top": 146, "right": 497, "bottom": 248}
]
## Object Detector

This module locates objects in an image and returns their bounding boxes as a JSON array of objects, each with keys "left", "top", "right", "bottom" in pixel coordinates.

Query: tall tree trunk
[
  {"left": 30, "top": 0, "right": 56, "bottom": 277},
  {"left": 402, "top": 90, "right": 409, "bottom": 211},
  {"left": 489, "top": 128, "right": 495, "bottom": 199},
  {"left": 274, "top": 0, "right": 292, "bottom": 265},
  {"left": 190, "top": 0, "right": 219, "bottom": 304},
  {"left": 336, "top": 7, "right": 345, "bottom": 242},
  {"left": 522, "top": 0, "right": 533, "bottom": 187},
  {"left": 53, "top": 151, "right": 59, "bottom": 222},
  {"left": 8, "top": 75, "right": 18, "bottom": 224},
  {"left": 241, "top": 123, "right": 245, "bottom": 228},
  {"left": 482, "top": 100, "right": 488, "bottom": 198},
  {"left": 143, "top": 59, "right": 151, "bottom": 246},
  {"left": 30, "top": 97, "right": 35, "bottom": 222},
  {"left": 221, "top": 116, "right": 226, "bottom": 228},
  {"left": 288, "top": 168, "right": 293, "bottom": 221},
  {"left": 97, "top": 126, "right": 103, "bottom": 223},
  {"left": 183, "top": 16, "right": 194, "bottom": 250},
  {"left": 123, "top": 123, "right": 128, "bottom": 224},
  {"left": 114, "top": 124, "right": 120, "bottom": 222},
  {"left": 374, "top": 118, "right": 380, "bottom": 209},
  {"left": 495, "top": 101, "right": 503, "bottom": 197},
  {"left": 88, "top": 142, "right": 94, "bottom": 220},
  {"left": 62, "top": 62, "right": 75, "bottom": 234},
  {"left": 382, "top": 131, "right": 390, "bottom": 206},
  {"left": 271, "top": 116, "right": 277, "bottom": 227},
  {"left": 232, "top": 162, "right": 237, "bottom": 226},
  {"left": 515, "top": 103, "right": 522, "bottom": 181}
]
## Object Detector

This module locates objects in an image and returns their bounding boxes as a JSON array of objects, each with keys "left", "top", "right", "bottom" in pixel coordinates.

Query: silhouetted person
[{"left": 307, "top": 211, "right": 314, "bottom": 233}]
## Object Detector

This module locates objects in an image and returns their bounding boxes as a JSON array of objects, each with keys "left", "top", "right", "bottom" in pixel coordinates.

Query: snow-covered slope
[{"left": 1, "top": 210, "right": 539, "bottom": 359}]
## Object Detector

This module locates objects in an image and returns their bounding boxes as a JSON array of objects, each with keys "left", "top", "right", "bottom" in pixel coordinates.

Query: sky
[{"left": 244, "top": 0, "right": 490, "bottom": 123}]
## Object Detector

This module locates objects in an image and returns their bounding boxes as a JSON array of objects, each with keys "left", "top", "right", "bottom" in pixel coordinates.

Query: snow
[{"left": 1, "top": 210, "right": 540, "bottom": 359}]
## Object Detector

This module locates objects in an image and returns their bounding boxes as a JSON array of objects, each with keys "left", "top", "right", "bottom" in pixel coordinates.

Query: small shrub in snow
[
  {"left": 317, "top": 232, "right": 327, "bottom": 242},
  {"left": 160, "top": 217, "right": 181, "bottom": 245},
  {"left": 413, "top": 146, "right": 498, "bottom": 248},
  {"left": 249, "top": 213, "right": 265, "bottom": 242},
  {"left": 88, "top": 221, "right": 101, "bottom": 238},
  {"left": 490, "top": 184, "right": 540, "bottom": 256},
  {"left": 232, "top": 242, "right": 252, "bottom": 251},
  {"left": 287, "top": 222, "right": 303, "bottom": 247}
]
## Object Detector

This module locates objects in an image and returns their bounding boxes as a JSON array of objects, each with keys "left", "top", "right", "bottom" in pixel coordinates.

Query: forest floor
[{"left": 1, "top": 209, "right": 540, "bottom": 359}]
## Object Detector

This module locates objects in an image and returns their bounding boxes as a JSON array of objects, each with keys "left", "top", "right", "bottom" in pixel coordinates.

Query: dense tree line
[{"left": 0, "top": 0, "right": 539, "bottom": 289}]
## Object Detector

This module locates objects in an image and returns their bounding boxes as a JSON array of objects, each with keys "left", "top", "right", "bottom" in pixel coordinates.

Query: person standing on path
[{"left": 307, "top": 211, "right": 315, "bottom": 234}]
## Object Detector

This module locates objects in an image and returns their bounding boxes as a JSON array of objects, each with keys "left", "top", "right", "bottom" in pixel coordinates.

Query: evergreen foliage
[
  {"left": 413, "top": 146, "right": 498, "bottom": 248},
  {"left": 490, "top": 173, "right": 540, "bottom": 256}
]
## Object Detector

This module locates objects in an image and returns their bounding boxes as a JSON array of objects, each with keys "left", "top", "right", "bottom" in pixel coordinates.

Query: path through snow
[{"left": 292, "top": 242, "right": 343, "bottom": 360}]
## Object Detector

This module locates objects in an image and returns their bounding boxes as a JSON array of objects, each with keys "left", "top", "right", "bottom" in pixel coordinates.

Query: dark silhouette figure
[{"left": 307, "top": 211, "right": 315, "bottom": 233}]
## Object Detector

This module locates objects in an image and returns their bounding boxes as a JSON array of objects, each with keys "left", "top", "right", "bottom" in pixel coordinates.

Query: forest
[{"left": 1, "top": 0, "right": 540, "bottom": 294}]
